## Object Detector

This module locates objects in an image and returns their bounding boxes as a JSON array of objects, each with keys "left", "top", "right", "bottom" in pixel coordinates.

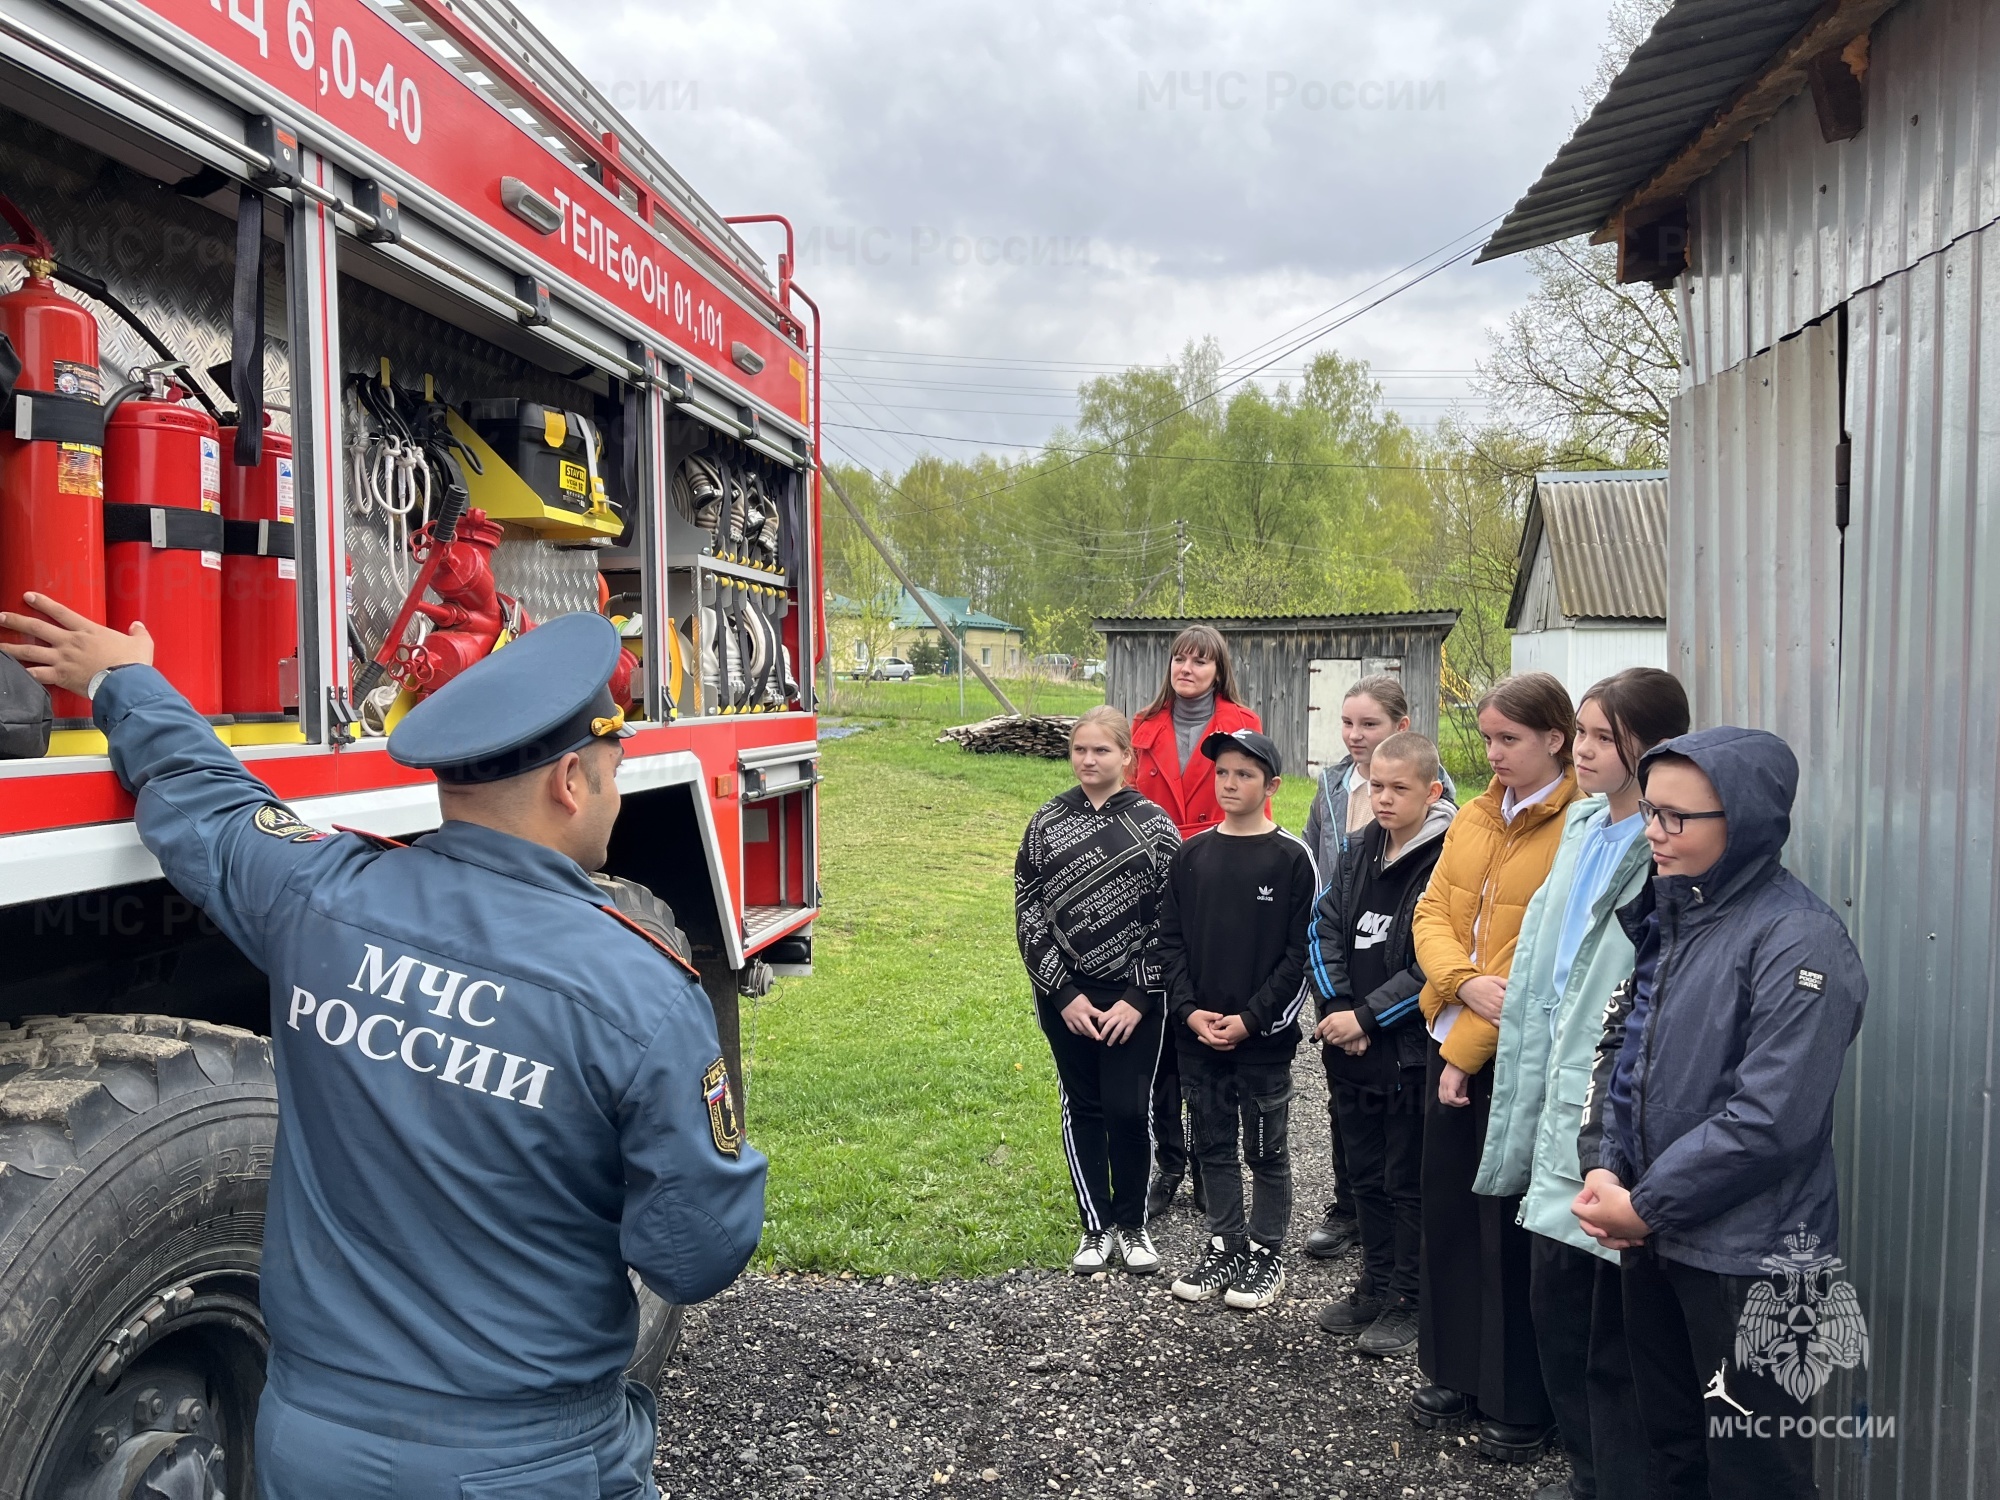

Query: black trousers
[
  {"left": 1151, "top": 1039, "right": 1190, "bottom": 1182},
  {"left": 1038, "top": 998, "right": 1166, "bottom": 1232},
  {"left": 1529, "top": 1235, "right": 1649, "bottom": 1499},
  {"left": 1418, "top": 1040, "right": 1553, "bottom": 1427},
  {"left": 1317, "top": 1045, "right": 1358, "bottom": 1219},
  {"left": 1180, "top": 1046, "right": 1294, "bottom": 1250},
  {"left": 1621, "top": 1249, "right": 1818, "bottom": 1500},
  {"left": 1331, "top": 1065, "right": 1424, "bottom": 1303}
]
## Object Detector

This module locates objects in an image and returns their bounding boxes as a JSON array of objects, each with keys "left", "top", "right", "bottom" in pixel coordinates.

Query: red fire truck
[{"left": 0, "top": 1, "right": 823, "bottom": 1491}]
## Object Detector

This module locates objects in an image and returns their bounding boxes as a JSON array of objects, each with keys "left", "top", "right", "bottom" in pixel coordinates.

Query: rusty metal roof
[
  {"left": 1478, "top": 0, "right": 1837, "bottom": 261},
  {"left": 1508, "top": 471, "right": 1669, "bottom": 624}
]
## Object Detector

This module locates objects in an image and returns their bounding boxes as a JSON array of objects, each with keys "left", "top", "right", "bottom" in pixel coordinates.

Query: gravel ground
[{"left": 653, "top": 1052, "right": 1571, "bottom": 1500}]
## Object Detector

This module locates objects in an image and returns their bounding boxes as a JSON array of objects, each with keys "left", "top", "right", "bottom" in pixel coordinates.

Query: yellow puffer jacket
[{"left": 1413, "top": 771, "right": 1581, "bottom": 1074}]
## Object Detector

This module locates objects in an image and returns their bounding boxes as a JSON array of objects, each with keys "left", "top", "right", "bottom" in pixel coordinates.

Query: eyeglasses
[{"left": 1637, "top": 800, "right": 1727, "bottom": 836}]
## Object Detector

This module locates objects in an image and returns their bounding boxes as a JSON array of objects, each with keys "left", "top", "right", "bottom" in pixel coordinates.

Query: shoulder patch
[
  {"left": 253, "top": 803, "right": 328, "bottom": 842},
  {"left": 703, "top": 1057, "right": 742, "bottom": 1157},
  {"left": 1796, "top": 967, "right": 1827, "bottom": 993}
]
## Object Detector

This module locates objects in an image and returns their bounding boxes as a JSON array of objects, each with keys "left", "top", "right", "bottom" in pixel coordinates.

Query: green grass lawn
[{"left": 742, "top": 677, "right": 1459, "bottom": 1277}]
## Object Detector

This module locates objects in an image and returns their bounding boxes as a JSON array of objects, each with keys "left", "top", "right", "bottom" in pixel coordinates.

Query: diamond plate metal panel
[
  {"left": 488, "top": 537, "right": 604, "bottom": 624},
  {"left": 0, "top": 109, "right": 291, "bottom": 427}
]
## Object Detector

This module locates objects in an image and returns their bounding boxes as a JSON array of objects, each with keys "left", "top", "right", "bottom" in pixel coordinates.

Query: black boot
[
  {"left": 1408, "top": 1386, "right": 1470, "bottom": 1429},
  {"left": 1474, "top": 1419, "right": 1556, "bottom": 1463},
  {"left": 1144, "top": 1175, "right": 1181, "bottom": 1220},
  {"left": 1303, "top": 1204, "right": 1359, "bottom": 1259}
]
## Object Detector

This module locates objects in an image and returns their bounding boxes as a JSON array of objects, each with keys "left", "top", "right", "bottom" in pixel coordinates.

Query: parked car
[
  {"left": 1081, "top": 659, "right": 1106, "bottom": 682},
  {"left": 867, "top": 657, "right": 916, "bottom": 682}
]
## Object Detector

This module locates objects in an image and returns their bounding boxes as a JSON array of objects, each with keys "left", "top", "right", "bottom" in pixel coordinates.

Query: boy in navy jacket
[{"left": 1575, "top": 728, "right": 1866, "bottom": 1498}]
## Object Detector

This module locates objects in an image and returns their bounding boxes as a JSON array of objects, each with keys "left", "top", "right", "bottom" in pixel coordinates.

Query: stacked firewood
[{"left": 937, "top": 715, "right": 1080, "bottom": 758}]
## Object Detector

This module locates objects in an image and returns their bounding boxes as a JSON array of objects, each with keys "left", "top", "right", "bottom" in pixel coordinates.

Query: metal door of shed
[{"left": 1306, "top": 658, "right": 1360, "bottom": 775}]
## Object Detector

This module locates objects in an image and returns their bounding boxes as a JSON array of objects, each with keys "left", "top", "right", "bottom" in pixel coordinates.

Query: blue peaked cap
[{"left": 387, "top": 611, "right": 633, "bottom": 785}]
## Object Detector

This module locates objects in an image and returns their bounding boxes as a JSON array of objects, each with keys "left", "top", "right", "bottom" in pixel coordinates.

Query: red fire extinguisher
[
  {"left": 0, "top": 198, "right": 104, "bottom": 725},
  {"left": 103, "top": 375, "right": 224, "bottom": 719},
  {"left": 219, "top": 420, "right": 297, "bottom": 720}
]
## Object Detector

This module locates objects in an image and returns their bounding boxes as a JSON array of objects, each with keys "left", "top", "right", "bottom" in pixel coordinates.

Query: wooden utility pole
[
  {"left": 1175, "top": 518, "right": 1190, "bottom": 613},
  {"left": 821, "top": 469, "right": 1022, "bottom": 718}
]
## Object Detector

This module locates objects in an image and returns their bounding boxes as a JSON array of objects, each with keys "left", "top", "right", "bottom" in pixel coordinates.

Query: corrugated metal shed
[
  {"left": 1667, "top": 317, "right": 1843, "bottom": 898},
  {"left": 1684, "top": 0, "right": 2000, "bottom": 381},
  {"left": 1665, "top": 121, "right": 2000, "bottom": 1500},
  {"left": 1478, "top": 0, "right": 1836, "bottom": 260},
  {"left": 1821, "top": 216, "right": 2000, "bottom": 1499},
  {"left": 1093, "top": 612, "right": 1459, "bottom": 780},
  {"left": 1488, "top": 0, "right": 2000, "bottom": 1490},
  {"left": 1505, "top": 471, "right": 1669, "bottom": 628}
]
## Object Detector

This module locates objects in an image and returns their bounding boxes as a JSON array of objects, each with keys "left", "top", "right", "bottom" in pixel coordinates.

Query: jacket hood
[
  {"left": 1367, "top": 795, "right": 1455, "bottom": 864},
  {"left": 1407, "top": 796, "right": 1458, "bottom": 852},
  {"left": 1639, "top": 726, "right": 1797, "bottom": 894}
]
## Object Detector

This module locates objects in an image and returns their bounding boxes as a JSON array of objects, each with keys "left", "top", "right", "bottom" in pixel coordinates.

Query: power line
[
  {"left": 1215, "top": 217, "right": 1504, "bottom": 376},
  {"left": 865, "top": 219, "right": 1499, "bottom": 519},
  {"left": 821, "top": 421, "right": 1477, "bottom": 473}
]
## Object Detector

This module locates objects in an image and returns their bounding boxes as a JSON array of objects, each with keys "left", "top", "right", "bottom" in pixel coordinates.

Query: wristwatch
[{"left": 85, "top": 664, "right": 137, "bottom": 701}]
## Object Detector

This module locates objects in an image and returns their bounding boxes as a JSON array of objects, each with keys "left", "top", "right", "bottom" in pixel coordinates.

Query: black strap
[
  {"left": 0, "top": 333, "right": 20, "bottom": 413},
  {"left": 221, "top": 517, "right": 295, "bottom": 558},
  {"left": 231, "top": 186, "right": 266, "bottom": 466},
  {"left": 7, "top": 390, "right": 106, "bottom": 446},
  {"left": 103, "top": 503, "right": 225, "bottom": 552}
]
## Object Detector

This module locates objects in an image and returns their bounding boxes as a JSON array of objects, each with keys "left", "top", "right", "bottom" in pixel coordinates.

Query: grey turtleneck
[{"left": 1173, "top": 689, "right": 1215, "bottom": 772}]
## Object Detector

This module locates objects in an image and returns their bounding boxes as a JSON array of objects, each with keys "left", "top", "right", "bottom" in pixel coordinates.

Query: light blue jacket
[{"left": 1472, "top": 794, "right": 1653, "bottom": 1260}]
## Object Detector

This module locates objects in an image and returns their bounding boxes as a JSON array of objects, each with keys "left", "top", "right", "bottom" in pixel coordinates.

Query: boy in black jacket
[
  {"left": 1159, "top": 730, "right": 1317, "bottom": 1311},
  {"left": 1304, "top": 730, "right": 1453, "bottom": 1355}
]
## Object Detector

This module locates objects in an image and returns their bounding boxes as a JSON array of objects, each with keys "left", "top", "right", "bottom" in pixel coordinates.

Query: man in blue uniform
[{"left": 1, "top": 593, "right": 767, "bottom": 1500}]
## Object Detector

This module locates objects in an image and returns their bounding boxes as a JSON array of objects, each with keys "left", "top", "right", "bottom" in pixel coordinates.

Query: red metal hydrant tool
[{"left": 395, "top": 508, "right": 530, "bottom": 695}]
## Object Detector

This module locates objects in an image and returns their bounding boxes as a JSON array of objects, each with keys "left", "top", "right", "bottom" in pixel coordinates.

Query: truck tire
[
  {"left": 0, "top": 1014, "right": 276, "bottom": 1500},
  {"left": 626, "top": 1280, "right": 686, "bottom": 1393}
]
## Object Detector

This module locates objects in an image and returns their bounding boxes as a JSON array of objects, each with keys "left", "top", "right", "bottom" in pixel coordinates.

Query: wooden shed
[{"left": 1093, "top": 611, "right": 1461, "bottom": 779}]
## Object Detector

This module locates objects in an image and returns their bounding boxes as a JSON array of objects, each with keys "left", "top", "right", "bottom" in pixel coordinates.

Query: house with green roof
[{"left": 825, "top": 586, "right": 1024, "bottom": 674}]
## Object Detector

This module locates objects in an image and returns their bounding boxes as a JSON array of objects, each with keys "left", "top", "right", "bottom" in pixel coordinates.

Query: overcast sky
[{"left": 515, "top": 0, "right": 1614, "bottom": 472}]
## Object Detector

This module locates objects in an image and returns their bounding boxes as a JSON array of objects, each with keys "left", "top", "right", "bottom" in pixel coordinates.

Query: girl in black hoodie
[{"left": 1016, "top": 706, "right": 1183, "bottom": 1275}]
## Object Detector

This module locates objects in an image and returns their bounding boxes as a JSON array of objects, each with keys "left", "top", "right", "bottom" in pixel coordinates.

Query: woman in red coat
[
  {"left": 1129, "top": 625, "right": 1262, "bottom": 839},
  {"left": 1127, "top": 624, "right": 1262, "bottom": 1216}
]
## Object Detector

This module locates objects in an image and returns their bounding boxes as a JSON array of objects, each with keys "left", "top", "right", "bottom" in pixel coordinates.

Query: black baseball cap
[{"left": 1201, "top": 727, "right": 1281, "bottom": 778}]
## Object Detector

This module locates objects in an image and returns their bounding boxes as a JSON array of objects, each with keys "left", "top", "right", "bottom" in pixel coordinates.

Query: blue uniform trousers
[{"left": 255, "top": 1357, "right": 659, "bottom": 1499}]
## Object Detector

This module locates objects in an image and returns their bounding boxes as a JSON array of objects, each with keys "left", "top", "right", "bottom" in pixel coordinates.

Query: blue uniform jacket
[
  {"left": 1589, "top": 727, "right": 1864, "bottom": 1277},
  {"left": 95, "top": 666, "right": 767, "bottom": 1413}
]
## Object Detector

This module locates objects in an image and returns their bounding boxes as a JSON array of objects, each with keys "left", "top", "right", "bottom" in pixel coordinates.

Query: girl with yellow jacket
[{"left": 1407, "top": 673, "right": 1581, "bottom": 1463}]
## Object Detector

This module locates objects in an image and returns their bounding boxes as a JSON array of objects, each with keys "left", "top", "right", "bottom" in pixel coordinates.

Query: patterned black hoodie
[{"left": 1015, "top": 787, "right": 1182, "bottom": 1012}]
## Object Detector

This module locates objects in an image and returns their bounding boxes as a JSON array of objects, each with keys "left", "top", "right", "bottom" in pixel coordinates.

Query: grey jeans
[{"left": 1180, "top": 1047, "right": 1295, "bottom": 1250}]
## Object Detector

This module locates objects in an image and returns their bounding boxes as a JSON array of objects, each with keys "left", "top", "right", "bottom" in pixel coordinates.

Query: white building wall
[{"left": 1510, "top": 624, "right": 1667, "bottom": 704}]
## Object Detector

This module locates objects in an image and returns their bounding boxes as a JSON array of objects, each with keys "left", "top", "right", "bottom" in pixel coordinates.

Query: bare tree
[
  {"left": 1477, "top": 241, "right": 1679, "bottom": 470},
  {"left": 1475, "top": 0, "right": 1681, "bottom": 472}
]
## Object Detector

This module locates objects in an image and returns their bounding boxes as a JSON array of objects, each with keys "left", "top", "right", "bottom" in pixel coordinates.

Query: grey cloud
[{"left": 516, "top": 0, "right": 1614, "bottom": 456}]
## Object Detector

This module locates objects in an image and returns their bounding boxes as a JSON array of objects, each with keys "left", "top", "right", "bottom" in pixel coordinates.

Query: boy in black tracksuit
[
  {"left": 1304, "top": 731, "right": 1453, "bottom": 1356},
  {"left": 1158, "top": 729, "right": 1317, "bottom": 1311}
]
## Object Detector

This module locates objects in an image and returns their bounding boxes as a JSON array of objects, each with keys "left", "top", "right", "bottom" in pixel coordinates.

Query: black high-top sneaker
[
  {"left": 1170, "top": 1236, "right": 1245, "bottom": 1302},
  {"left": 1222, "top": 1241, "right": 1286, "bottom": 1310}
]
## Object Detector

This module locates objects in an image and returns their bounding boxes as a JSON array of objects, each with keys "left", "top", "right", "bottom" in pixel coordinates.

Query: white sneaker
[
  {"left": 1070, "top": 1230, "right": 1112, "bottom": 1273},
  {"left": 1222, "top": 1241, "right": 1287, "bottom": 1310},
  {"left": 1114, "top": 1227, "right": 1160, "bottom": 1276}
]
